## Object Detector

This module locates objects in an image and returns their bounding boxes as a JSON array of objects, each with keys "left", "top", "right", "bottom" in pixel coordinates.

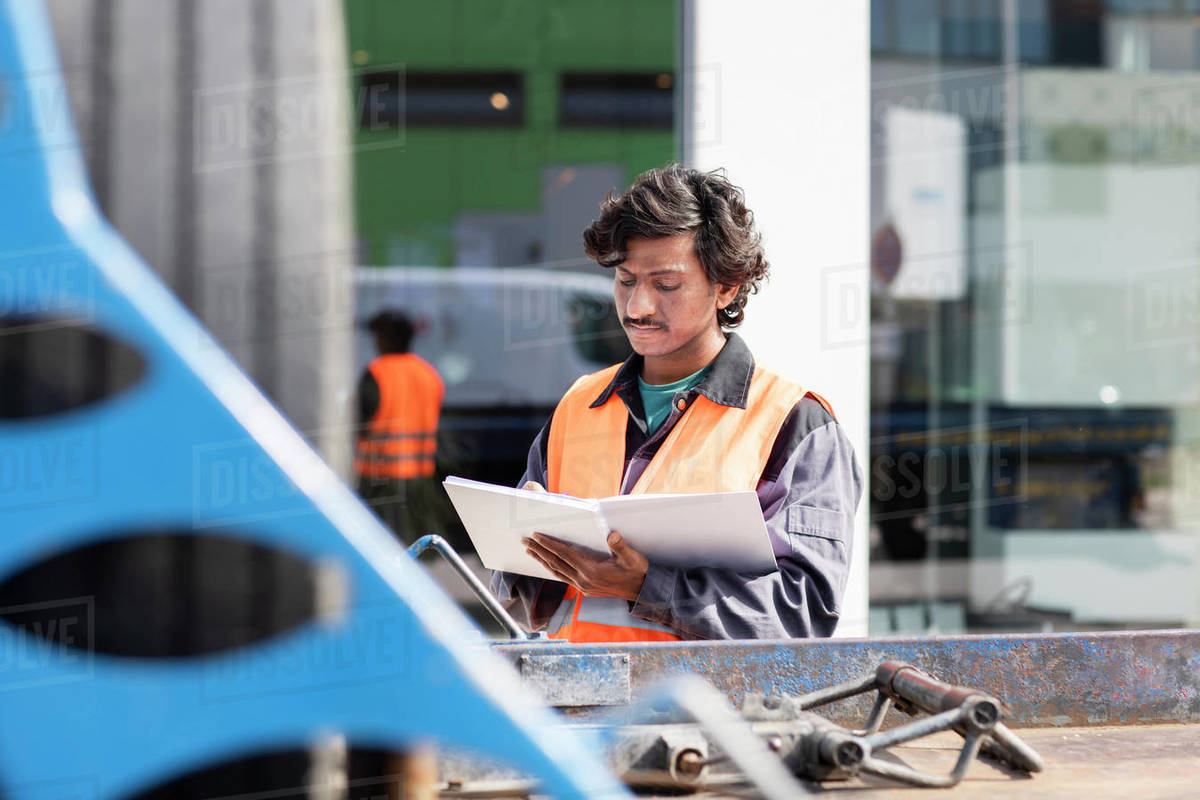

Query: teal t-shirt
[{"left": 638, "top": 365, "right": 711, "bottom": 436}]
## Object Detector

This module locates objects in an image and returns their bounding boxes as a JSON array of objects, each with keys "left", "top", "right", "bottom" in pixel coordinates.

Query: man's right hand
[{"left": 523, "top": 481, "right": 547, "bottom": 492}]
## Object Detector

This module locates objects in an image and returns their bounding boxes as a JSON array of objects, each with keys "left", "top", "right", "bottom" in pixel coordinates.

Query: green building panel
[{"left": 345, "top": 0, "right": 678, "bottom": 266}]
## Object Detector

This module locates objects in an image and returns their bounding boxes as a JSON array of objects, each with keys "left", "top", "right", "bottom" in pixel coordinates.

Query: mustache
[{"left": 622, "top": 316, "right": 664, "bottom": 329}]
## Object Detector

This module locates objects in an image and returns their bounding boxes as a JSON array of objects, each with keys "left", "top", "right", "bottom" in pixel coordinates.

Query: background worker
[
  {"left": 491, "top": 164, "right": 863, "bottom": 641},
  {"left": 355, "top": 309, "right": 445, "bottom": 545}
]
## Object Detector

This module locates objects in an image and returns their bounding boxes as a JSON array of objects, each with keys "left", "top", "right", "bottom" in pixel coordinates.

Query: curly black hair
[{"left": 582, "top": 164, "right": 768, "bottom": 328}]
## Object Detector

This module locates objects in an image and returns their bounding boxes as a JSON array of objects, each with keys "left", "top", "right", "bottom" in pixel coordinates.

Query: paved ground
[{"left": 437, "top": 723, "right": 1200, "bottom": 797}]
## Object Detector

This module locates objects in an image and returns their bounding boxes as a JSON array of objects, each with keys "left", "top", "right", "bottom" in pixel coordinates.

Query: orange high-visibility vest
[
  {"left": 544, "top": 361, "right": 830, "bottom": 642},
  {"left": 355, "top": 354, "right": 444, "bottom": 480}
]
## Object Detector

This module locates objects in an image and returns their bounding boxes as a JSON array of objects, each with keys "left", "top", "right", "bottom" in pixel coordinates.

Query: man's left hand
[{"left": 524, "top": 531, "right": 648, "bottom": 602}]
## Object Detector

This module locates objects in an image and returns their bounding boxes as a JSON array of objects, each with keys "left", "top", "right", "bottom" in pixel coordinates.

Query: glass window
[
  {"left": 357, "top": 71, "right": 524, "bottom": 129},
  {"left": 568, "top": 293, "right": 632, "bottom": 366},
  {"left": 559, "top": 72, "right": 675, "bottom": 129},
  {"left": 871, "top": 1, "right": 892, "bottom": 52},
  {"left": 895, "top": 0, "right": 940, "bottom": 57},
  {"left": 871, "top": 0, "right": 1200, "bottom": 635}
]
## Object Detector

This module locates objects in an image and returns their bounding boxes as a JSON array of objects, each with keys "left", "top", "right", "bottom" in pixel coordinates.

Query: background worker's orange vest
[
  {"left": 355, "top": 354, "right": 444, "bottom": 480},
  {"left": 545, "top": 362, "right": 826, "bottom": 642}
]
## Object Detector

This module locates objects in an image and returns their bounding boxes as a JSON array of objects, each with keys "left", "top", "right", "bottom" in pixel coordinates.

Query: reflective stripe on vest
[
  {"left": 354, "top": 354, "right": 444, "bottom": 480},
  {"left": 545, "top": 361, "right": 823, "bottom": 643}
]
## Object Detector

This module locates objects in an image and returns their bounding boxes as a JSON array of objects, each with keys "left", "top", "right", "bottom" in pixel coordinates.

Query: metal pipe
[
  {"left": 851, "top": 694, "right": 892, "bottom": 736},
  {"left": 863, "top": 707, "right": 967, "bottom": 751},
  {"left": 858, "top": 732, "right": 986, "bottom": 789},
  {"left": 987, "top": 721, "right": 1047, "bottom": 773},
  {"left": 795, "top": 672, "right": 877, "bottom": 710},
  {"left": 877, "top": 660, "right": 993, "bottom": 714},
  {"left": 407, "top": 534, "right": 530, "bottom": 640}
]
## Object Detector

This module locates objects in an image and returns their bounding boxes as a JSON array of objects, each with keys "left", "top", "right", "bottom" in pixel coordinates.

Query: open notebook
[{"left": 442, "top": 476, "right": 778, "bottom": 581}]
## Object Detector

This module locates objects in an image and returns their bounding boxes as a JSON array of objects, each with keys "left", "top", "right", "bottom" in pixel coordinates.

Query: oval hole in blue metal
[
  {"left": 0, "top": 316, "right": 146, "bottom": 419},
  {"left": 128, "top": 747, "right": 312, "bottom": 799},
  {"left": 125, "top": 744, "right": 488, "bottom": 800},
  {"left": 0, "top": 531, "right": 319, "bottom": 658}
]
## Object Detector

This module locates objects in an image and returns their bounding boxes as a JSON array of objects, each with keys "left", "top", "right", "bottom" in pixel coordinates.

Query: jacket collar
[{"left": 589, "top": 332, "right": 755, "bottom": 410}]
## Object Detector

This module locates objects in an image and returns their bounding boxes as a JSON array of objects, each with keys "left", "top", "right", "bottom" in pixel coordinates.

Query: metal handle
[
  {"left": 794, "top": 661, "right": 1044, "bottom": 778},
  {"left": 407, "top": 534, "right": 539, "bottom": 641},
  {"left": 875, "top": 660, "right": 1044, "bottom": 773},
  {"left": 876, "top": 660, "right": 990, "bottom": 714}
]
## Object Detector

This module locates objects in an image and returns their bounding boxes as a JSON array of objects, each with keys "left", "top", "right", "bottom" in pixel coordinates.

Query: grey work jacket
[{"left": 490, "top": 333, "right": 864, "bottom": 640}]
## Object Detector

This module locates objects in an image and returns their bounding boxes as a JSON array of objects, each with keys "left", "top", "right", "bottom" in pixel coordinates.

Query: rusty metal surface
[
  {"left": 519, "top": 652, "right": 632, "bottom": 706},
  {"left": 495, "top": 629, "right": 1200, "bottom": 727}
]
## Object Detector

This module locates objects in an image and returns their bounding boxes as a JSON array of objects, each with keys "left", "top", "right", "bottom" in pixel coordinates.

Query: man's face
[{"left": 614, "top": 234, "right": 738, "bottom": 360}]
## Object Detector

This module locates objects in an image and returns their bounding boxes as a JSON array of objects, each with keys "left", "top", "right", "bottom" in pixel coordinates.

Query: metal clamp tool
[{"left": 608, "top": 660, "right": 1043, "bottom": 792}]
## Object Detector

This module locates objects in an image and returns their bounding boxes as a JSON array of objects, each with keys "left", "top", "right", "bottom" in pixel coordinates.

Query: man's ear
[{"left": 715, "top": 284, "right": 739, "bottom": 310}]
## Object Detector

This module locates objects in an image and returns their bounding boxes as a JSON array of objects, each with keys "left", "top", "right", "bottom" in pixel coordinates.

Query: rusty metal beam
[{"left": 495, "top": 629, "right": 1200, "bottom": 728}]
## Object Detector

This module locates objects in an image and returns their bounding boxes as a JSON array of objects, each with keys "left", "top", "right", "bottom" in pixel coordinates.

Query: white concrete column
[
  {"left": 45, "top": 0, "right": 356, "bottom": 472},
  {"left": 681, "top": 0, "right": 871, "bottom": 635}
]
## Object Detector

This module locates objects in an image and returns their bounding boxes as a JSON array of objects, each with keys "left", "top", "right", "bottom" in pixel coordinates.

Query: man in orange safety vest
[
  {"left": 355, "top": 309, "right": 444, "bottom": 544},
  {"left": 490, "top": 165, "right": 863, "bottom": 642}
]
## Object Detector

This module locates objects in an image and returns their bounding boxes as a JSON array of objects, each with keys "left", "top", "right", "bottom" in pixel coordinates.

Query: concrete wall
[{"left": 45, "top": 0, "right": 355, "bottom": 470}]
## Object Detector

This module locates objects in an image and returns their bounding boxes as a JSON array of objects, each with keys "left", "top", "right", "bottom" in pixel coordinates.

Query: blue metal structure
[{"left": 0, "top": 1, "right": 626, "bottom": 797}]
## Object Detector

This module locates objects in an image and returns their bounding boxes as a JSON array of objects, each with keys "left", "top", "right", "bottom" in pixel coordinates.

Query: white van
[{"left": 354, "top": 267, "right": 629, "bottom": 481}]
